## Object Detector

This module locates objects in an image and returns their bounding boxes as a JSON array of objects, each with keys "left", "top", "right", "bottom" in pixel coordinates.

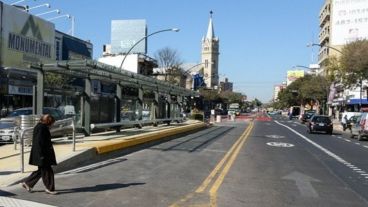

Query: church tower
[{"left": 201, "top": 11, "right": 219, "bottom": 89}]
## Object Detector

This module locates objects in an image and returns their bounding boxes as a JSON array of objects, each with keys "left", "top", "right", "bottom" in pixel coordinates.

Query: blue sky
[{"left": 5, "top": 0, "right": 324, "bottom": 102}]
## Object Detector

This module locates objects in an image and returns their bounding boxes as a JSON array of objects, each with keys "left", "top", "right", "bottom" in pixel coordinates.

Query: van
[
  {"left": 289, "top": 106, "right": 300, "bottom": 120},
  {"left": 350, "top": 112, "right": 368, "bottom": 140}
]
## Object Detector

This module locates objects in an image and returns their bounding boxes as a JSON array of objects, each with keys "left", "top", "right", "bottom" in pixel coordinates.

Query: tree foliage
[
  {"left": 275, "top": 75, "right": 330, "bottom": 109},
  {"left": 327, "top": 39, "right": 368, "bottom": 88}
]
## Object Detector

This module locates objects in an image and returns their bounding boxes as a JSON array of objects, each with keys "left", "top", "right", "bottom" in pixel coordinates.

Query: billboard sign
[
  {"left": 287, "top": 70, "right": 305, "bottom": 86},
  {"left": 0, "top": 2, "right": 55, "bottom": 69},
  {"left": 331, "top": 0, "right": 368, "bottom": 45}
]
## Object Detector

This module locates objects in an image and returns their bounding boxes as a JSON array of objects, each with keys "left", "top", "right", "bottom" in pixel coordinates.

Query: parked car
[
  {"left": 307, "top": 115, "right": 333, "bottom": 135},
  {"left": 0, "top": 121, "right": 17, "bottom": 142},
  {"left": 301, "top": 110, "right": 316, "bottom": 124},
  {"left": 350, "top": 112, "right": 368, "bottom": 141},
  {"left": 0, "top": 107, "right": 66, "bottom": 141}
]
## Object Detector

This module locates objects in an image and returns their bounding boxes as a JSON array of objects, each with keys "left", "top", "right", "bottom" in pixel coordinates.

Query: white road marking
[
  {"left": 0, "top": 196, "right": 56, "bottom": 207},
  {"left": 364, "top": 146, "right": 368, "bottom": 149},
  {"left": 355, "top": 143, "right": 361, "bottom": 145},
  {"left": 275, "top": 121, "right": 367, "bottom": 180},
  {"left": 345, "top": 139, "right": 352, "bottom": 142},
  {"left": 267, "top": 142, "right": 294, "bottom": 148}
]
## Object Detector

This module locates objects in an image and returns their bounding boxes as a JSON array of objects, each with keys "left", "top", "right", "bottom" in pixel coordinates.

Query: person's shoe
[
  {"left": 21, "top": 182, "right": 32, "bottom": 192},
  {"left": 45, "top": 189, "right": 58, "bottom": 195}
]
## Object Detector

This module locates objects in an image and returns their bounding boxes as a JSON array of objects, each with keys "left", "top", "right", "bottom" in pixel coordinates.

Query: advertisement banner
[
  {"left": 287, "top": 70, "right": 305, "bottom": 86},
  {"left": 1, "top": 3, "right": 55, "bottom": 69},
  {"left": 331, "top": 0, "right": 368, "bottom": 45}
]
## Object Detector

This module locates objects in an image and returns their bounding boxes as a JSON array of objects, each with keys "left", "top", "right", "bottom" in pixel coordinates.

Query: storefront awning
[{"left": 346, "top": 98, "right": 368, "bottom": 105}]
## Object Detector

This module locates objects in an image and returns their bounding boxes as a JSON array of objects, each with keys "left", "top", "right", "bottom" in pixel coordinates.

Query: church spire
[{"left": 206, "top": 10, "right": 215, "bottom": 39}]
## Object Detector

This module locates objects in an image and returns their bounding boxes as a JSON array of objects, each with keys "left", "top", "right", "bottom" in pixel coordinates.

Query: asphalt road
[{"left": 1, "top": 115, "right": 368, "bottom": 207}]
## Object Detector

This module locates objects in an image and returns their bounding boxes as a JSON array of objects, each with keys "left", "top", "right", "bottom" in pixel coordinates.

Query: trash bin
[{"left": 216, "top": 115, "right": 222, "bottom": 123}]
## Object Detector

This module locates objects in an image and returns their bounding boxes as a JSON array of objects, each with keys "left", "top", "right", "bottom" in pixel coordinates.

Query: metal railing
[
  {"left": 90, "top": 118, "right": 185, "bottom": 130},
  {"left": 17, "top": 117, "right": 76, "bottom": 173}
]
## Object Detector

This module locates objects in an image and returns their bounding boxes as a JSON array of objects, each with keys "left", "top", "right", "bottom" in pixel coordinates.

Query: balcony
[{"left": 319, "top": 1, "right": 331, "bottom": 27}]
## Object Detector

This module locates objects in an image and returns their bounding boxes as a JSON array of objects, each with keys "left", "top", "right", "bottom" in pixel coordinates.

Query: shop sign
[
  {"left": 0, "top": 2, "right": 55, "bottom": 69},
  {"left": 8, "top": 85, "right": 33, "bottom": 95}
]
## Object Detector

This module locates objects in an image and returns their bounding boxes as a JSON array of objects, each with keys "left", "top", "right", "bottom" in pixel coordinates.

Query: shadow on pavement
[
  {"left": 0, "top": 190, "right": 16, "bottom": 196},
  {"left": 32, "top": 183, "right": 145, "bottom": 194}
]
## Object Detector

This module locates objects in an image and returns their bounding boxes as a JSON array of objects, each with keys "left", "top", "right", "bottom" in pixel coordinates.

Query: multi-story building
[
  {"left": 110, "top": 19, "right": 147, "bottom": 55},
  {"left": 100, "top": 19, "right": 156, "bottom": 75},
  {"left": 273, "top": 83, "right": 286, "bottom": 102},
  {"left": 0, "top": 2, "right": 93, "bottom": 114},
  {"left": 201, "top": 11, "right": 220, "bottom": 89},
  {"left": 319, "top": 0, "right": 368, "bottom": 114},
  {"left": 219, "top": 78, "right": 233, "bottom": 92}
]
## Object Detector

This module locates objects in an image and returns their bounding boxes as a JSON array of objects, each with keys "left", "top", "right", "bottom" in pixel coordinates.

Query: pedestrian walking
[{"left": 21, "top": 114, "right": 58, "bottom": 195}]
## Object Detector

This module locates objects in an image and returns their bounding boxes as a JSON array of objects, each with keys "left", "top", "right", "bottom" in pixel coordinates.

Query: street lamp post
[
  {"left": 36, "top": 9, "right": 60, "bottom": 16},
  {"left": 307, "top": 43, "right": 343, "bottom": 54},
  {"left": 25, "top": 3, "right": 50, "bottom": 12},
  {"left": 47, "top": 14, "right": 74, "bottom": 36},
  {"left": 119, "top": 28, "right": 180, "bottom": 70}
]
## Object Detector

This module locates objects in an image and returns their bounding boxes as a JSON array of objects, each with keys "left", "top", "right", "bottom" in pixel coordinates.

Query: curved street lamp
[
  {"left": 26, "top": 3, "right": 50, "bottom": 12},
  {"left": 10, "top": 0, "right": 36, "bottom": 5},
  {"left": 307, "top": 43, "right": 343, "bottom": 54},
  {"left": 36, "top": 9, "right": 60, "bottom": 16},
  {"left": 47, "top": 14, "right": 75, "bottom": 36},
  {"left": 119, "top": 28, "right": 180, "bottom": 70}
]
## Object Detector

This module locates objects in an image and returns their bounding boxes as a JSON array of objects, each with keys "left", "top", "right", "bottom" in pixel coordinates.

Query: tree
[
  {"left": 328, "top": 39, "right": 368, "bottom": 88},
  {"left": 154, "top": 47, "right": 185, "bottom": 86},
  {"left": 275, "top": 75, "right": 330, "bottom": 111}
]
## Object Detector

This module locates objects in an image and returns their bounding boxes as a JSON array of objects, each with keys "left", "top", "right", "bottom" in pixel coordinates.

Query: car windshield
[{"left": 0, "top": 121, "right": 15, "bottom": 129}]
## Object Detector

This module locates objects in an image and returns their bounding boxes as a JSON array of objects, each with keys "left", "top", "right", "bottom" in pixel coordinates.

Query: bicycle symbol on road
[{"left": 267, "top": 142, "right": 294, "bottom": 147}]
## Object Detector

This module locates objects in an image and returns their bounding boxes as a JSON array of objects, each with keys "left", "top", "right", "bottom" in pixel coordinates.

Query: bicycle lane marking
[{"left": 275, "top": 121, "right": 368, "bottom": 179}]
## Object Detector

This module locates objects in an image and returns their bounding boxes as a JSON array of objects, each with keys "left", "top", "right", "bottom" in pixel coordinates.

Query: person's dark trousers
[{"left": 24, "top": 166, "right": 55, "bottom": 191}]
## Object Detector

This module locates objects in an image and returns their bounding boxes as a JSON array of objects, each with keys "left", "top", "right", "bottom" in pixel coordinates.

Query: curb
[{"left": 94, "top": 123, "right": 207, "bottom": 154}]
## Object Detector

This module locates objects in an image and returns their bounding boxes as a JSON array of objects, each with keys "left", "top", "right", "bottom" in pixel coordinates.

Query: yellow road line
[
  {"left": 209, "top": 122, "right": 253, "bottom": 206},
  {"left": 169, "top": 122, "right": 254, "bottom": 207},
  {"left": 195, "top": 123, "right": 252, "bottom": 193}
]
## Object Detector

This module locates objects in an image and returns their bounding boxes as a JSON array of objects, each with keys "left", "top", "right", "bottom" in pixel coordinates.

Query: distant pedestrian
[
  {"left": 341, "top": 114, "right": 348, "bottom": 131},
  {"left": 21, "top": 114, "right": 58, "bottom": 195}
]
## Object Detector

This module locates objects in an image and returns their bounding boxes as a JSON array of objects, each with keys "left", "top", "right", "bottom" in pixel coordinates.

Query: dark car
[
  {"left": 301, "top": 110, "right": 316, "bottom": 124},
  {"left": 307, "top": 115, "right": 333, "bottom": 134}
]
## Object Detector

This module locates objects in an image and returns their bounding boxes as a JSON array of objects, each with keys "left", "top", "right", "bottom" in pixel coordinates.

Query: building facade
[
  {"left": 201, "top": 11, "right": 220, "bottom": 89},
  {"left": 110, "top": 19, "right": 147, "bottom": 55},
  {"left": 219, "top": 78, "right": 233, "bottom": 92},
  {"left": 0, "top": 2, "right": 93, "bottom": 116},
  {"left": 319, "top": 0, "right": 368, "bottom": 114}
]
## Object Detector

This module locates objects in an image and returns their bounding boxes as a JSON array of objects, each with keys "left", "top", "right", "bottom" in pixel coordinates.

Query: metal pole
[
  {"left": 20, "top": 130, "right": 25, "bottom": 173},
  {"left": 72, "top": 119, "right": 76, "bottom": 152}
]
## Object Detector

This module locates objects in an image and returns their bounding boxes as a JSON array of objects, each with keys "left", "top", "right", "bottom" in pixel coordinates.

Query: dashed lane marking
[{"left": 275, "top": 121, "right": 368, "bottom": 180}]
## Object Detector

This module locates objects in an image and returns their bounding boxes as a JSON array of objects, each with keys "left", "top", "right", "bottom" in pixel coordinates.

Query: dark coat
[{"left": 29, "top": 123, "right": 57, "bottom": 166}]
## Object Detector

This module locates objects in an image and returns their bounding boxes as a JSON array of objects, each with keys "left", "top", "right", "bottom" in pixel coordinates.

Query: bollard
[{"left": 216, "top": 115, "right": 222, "bottom": 123}]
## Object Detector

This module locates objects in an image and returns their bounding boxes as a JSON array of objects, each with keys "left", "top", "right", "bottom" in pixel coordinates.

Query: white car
[{"left": 0, "top": 121, "right": 17, "bottom": 142}]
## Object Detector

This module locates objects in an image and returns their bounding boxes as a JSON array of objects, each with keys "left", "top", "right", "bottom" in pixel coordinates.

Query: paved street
[{"left": 1, "top": 116, "right": 368, "bottom": 206}]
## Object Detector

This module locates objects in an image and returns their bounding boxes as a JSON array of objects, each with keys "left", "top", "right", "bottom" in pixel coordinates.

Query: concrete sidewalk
[{"left": 0, "top": 120, "right": 207, "bottom": 188}]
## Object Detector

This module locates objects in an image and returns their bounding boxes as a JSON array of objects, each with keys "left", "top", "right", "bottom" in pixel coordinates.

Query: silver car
[{"left": 0, "top": 121, "right": 17, "bottom": 142}]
